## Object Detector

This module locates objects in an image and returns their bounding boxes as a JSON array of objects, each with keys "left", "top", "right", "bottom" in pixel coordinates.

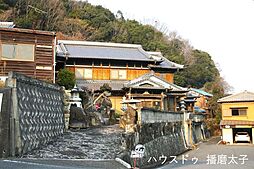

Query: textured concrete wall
[
  {"left": 122, "top": 121, "right": 187, "bottom": 167},
  {"left": 6, "top": 72, "right": 64, "bottom": 156},
  {"left": 0, "top": 88, "right": 12, "bottom": 158},
  {"left": 140, "top": 108, "right": 183, "bottom": 124}
]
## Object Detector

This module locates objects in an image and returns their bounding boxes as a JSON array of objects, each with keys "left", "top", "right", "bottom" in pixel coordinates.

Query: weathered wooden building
[
  {"left": 56, "top": 40, "right": 185, "bottom": 113},
  {"left": 0, "top": 28, "right": 56, "bottom": 82}
]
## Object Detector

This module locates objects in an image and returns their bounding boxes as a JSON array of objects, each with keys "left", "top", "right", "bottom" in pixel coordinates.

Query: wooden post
[
  {"left": 6, "top": 73, "right": 21, "bottom": 156},
  {"left": 160, "top": 92, "right": 164, "bottom": 111}
]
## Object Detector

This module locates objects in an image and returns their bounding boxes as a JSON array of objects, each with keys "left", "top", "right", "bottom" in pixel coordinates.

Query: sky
[{"left": 87, "top": 0, "right": 254, "bottom": 93}]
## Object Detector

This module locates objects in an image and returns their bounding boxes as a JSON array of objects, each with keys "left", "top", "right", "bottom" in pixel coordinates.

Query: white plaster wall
[{"left": 222, "top": 128, "right": 233, "bottom": 144}]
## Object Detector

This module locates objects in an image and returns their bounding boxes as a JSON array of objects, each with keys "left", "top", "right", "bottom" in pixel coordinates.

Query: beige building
[{"left": 218, "top": 91, "right": 254, "bottom": 144}]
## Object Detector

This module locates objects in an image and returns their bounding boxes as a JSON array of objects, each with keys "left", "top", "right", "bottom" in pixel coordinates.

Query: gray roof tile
[
  {"left": 76, "top": 80, "right": 127, "bottom": 91},
  {"left": 57, "top": 40, "right": 154, "bottom": 62},
  {"left": 218, "top": 90, "right": 254, "bottom": 103}
]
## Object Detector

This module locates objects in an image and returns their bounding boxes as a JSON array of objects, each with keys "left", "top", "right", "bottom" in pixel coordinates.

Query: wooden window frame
[
  {"left": 1, "top": 43, "right": 35, "bottom": 61},
  {"left": 75, "top": 68, "right": 93, "bottom": 79},
  {"left": 230, "top": 107, "right": 247, "bottom": 116},
  {"left": 110, "top": 69, "right": 127, "bottom": 80}
]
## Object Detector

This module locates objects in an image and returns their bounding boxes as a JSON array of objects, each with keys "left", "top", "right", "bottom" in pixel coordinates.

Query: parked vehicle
[{"left": 235, "top": 132, "right": 251, "bottom": 143}]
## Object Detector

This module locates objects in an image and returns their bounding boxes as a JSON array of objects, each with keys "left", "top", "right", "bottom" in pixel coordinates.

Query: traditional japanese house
[
  {"left": 123, "top": 73, "right": 187, "bottom": 111},
  {"left": 56, "top": 40, "right": 184, "bottom": 113},
  {"left": 189, "top": 88, "right": 213, "bottom": 116},
  {"left": 0, "top": 27, "right": 56, "bottom": 82}
]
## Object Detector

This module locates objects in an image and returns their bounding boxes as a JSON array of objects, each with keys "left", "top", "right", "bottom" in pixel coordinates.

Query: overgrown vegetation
[{"left": 0, "top": 0, "right": 229, "bottom": 121}]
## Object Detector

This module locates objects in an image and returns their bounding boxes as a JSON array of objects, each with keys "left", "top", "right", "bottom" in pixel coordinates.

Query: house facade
[
  {"left": 123, "top": 73, "right": 187, "bottom": 112},
  {"left": 56, "top": 40, "right": 184, "bottom": 113},
  {"left": 0, "top": 27, "right": 56, "bottom": 82},
  {"left": 189, "top": 88, "right": 213, "bottom": 116},
  {"left": 218, "top": 91, "right": 254, "bottom": 144}
]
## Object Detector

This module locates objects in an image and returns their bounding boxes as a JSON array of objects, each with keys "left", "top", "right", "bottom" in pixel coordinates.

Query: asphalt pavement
[
  {"left": 158, "top": 137, "right": 254, "bottom": 169},
  {"left": 0, "top": 158, "right": 127, "bottom": 169}
]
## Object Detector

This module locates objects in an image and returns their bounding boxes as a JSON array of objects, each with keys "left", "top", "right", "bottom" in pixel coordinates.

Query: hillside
[{"left": 0, "top": 0, "right": 227, "bottom": 120}]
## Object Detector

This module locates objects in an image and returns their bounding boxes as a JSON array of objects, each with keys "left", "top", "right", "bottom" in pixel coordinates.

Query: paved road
[
  {"left": 158, "top": 137, "right": 254, "bottom": 169},
  {"left": 22, "top": 124, "right": 124, "bottom": 159},
  {"left": 0, "top": 158, "right": 127, "bottom": 169},
  {"left": 0, "top": 125, "right": 127, "bottom": 169}
]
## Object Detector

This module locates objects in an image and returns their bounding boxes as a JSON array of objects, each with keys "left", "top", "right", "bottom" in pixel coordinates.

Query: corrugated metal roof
[
  {"left": 218, "top": 90, "right": 254, "bottom": 103},
  {"left": 220, "top": 120, "right": 254, "bottom": 126},
  {"left": 57, "top": 40, "right": 154, "bottom": 62}
]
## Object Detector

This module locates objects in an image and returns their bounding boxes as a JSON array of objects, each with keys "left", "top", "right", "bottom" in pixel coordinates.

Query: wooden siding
[
  {"left": 127, "top": 69, "right": 149, "bottom": 80},
  {"left": 0, "top": 29, "right": 55, "bottom": 82},
  {"left": 93, "top": 68, "right": 110, "bottom": 80},
  {"left": 67, "top": 65, "right": 174, "bottom": 83},
  {"left": 67, "top": 66, "right": 151, "bottom": 81},
  {"left": 110, "top": 96, "right": 124, "bottom": 114},
  {"left": 155, "top": 72, "right": 174, "bottom": 83},
  {"left": 165, "top": 74, "right": 174, "bottom": 83}
]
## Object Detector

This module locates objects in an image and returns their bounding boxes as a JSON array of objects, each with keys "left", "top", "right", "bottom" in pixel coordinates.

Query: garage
[{"left": 233, "top": 128, "right": 252, "bottom": 143}]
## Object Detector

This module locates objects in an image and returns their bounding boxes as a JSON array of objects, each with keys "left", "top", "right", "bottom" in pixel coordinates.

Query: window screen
[
  {"left": 231, "top": 108, "right": 247, "bottom": 116},
  {"left": 75, "top": 68, "right": 84, "bottom": 79},
  {"left": 119, "top": 70, "right": 127, "bottom": 79},
  {"left": 111, "top": 69, "right": 119, "bottom": 79},
  {"left": 84, "top": 69, "right": 93, "bottom": 79},
  {"left": 2, "top": 44, "right": 34, "bottom": 61}
]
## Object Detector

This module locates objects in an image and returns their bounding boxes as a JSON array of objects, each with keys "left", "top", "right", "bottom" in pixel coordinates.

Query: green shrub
[{"left": 57, "top": 69, "right": 76, "bottom": 89}]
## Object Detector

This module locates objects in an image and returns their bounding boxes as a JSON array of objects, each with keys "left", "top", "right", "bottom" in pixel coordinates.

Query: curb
[{"left": 115, "top": 158, "right": 131, "bottom": 169}]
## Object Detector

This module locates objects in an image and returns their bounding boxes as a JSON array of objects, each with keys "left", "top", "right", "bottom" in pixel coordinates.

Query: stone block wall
[
  {"left": 6, "top": 72, "right": 64, "bottom": 156},
  {"left": 140, "top": 108, "right": 183, "bottom": 123},
  {"left": 121, "top": 121, "right": 187, "bottom": 167}
]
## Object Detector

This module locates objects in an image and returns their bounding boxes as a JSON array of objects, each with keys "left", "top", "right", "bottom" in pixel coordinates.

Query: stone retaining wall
[
  {"left": 141, "top": 108, "right": 183, "bottom": 123},
  {"left": 4, "top": 72, "right": 64, "bottom": 156},
  {"left": 121, "top": 121, "right": 187, "bottom": 167}
]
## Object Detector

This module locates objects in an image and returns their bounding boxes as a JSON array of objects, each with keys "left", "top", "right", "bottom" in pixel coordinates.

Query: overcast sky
[{"left": 88, "top": 0, "right": 254, "bottom": 93}]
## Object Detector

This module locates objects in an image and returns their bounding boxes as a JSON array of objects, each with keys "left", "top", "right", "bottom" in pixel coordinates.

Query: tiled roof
[
  {"left": 57, "top": 40, "right": 154, "bottom": 62},
  {"left": 220, "top": 120, "right": 254, "bottom": 126},
  {"left": 218, "top": 90, "right": 254, "bottom": 103},
  {"left": 147, "top": 52, "right": 184, "bottom": 69},
  {"left": 57, "top": 41, "right": 184, "bottom": 71},
  {"left": 76, "top": 80, "right": 127, "bottom": 91},
  {"left": 124, "top": 73, "right": 186, "bottom": 92},
  {"left": 0, "top": 27, "right": 55, "bottom": 36},
  {"left": 76, "top": 73, "right": 187, "bottom": 93}
]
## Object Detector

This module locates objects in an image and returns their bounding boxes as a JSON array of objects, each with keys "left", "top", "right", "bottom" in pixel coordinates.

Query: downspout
[{"left": 53, "top": 35, "right": 57, "bottom": 84}]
